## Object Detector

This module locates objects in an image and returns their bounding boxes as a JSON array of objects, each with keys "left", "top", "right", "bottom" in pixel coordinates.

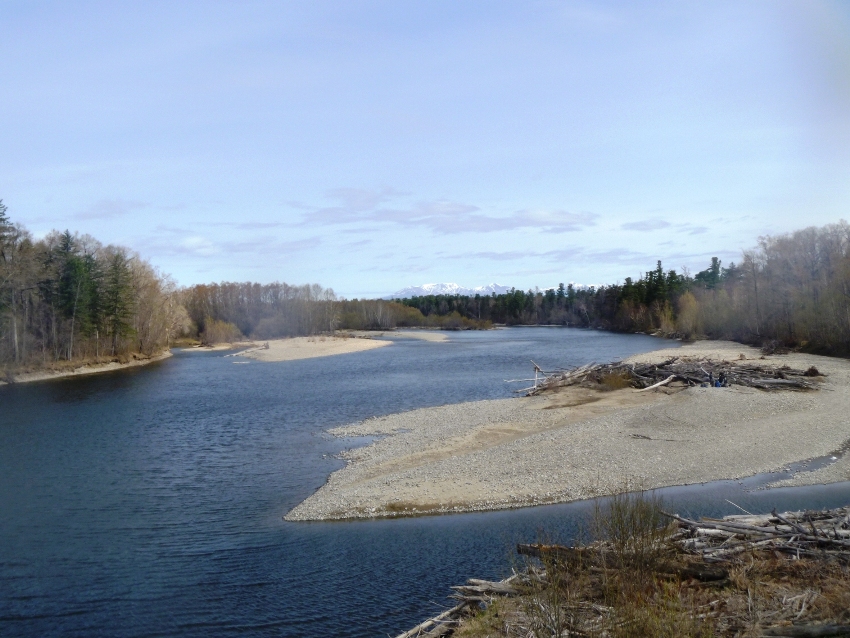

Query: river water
[{"left": 2, "top": 328, "right": 849, "bottom": 637}]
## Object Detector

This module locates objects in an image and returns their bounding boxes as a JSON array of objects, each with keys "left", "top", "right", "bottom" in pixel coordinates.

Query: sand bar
[
  {"left": 181, "top": 342, "right": 245, "bottom": 352},
  {"left": 285, "top": 341, "right": 850, "bottom": 521},
  {"left": 0, "top": 351, "right": 173, "bottom": 386},
  {"left": 342, "top": 329, "right": 449, "bottom": 342},
  {"left": 386, "top": 330, "right": 448, "bottom": 342},
  {"left": 236, "top": 335, "right": 390, "bottom": 362}
]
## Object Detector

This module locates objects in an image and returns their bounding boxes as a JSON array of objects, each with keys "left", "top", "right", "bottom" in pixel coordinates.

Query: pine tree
[{"left": 103, "top": 251, "right": 135, "bottom": 355}]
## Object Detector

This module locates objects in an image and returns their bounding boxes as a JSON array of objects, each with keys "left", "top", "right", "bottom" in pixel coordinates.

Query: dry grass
[
  {"left": 598, "top": 371, "right": 634, "bottom": 392},
  {"left": 2, "top": 353, "right": 146, "bottom": 377},
  {"left": 452, "top": 494, "right": 850, "bottom": 638}
]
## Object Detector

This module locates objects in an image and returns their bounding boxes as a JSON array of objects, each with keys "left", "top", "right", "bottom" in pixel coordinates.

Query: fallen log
[
  {"left": 393, "top": 602, "right": 469, "bottom": 638},
  {"left": 633, "top": 374, "right": 676, "bottom": 393}
]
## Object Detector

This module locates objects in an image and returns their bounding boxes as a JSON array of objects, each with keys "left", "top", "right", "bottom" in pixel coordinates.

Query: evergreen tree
[
  {"left": 103, "top": 251, "right": 135, "bottom": 355},
  {"left": 695, "top": 257, "right": 722, "bottom": 288}
]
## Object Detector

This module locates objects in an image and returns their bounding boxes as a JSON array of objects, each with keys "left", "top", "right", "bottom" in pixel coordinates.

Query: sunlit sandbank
[
  {"left": 286, "top": 341, "right": 850, "bottom": 521},
  {"left": 235, "top": 335, "right": 391, "bottom": 363},
  {"left": 347, "top": 329, "right": 449, "bottom": 342}
]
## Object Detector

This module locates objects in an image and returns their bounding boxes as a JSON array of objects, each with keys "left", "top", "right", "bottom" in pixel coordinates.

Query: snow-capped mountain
[{"left": 386, "top": 283, "right": 514, "bottom": 299}]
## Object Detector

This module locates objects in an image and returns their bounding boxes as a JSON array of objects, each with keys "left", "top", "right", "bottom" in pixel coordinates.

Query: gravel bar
[{"left": 285, "top": 342, "right": 850, "bottom": 521}]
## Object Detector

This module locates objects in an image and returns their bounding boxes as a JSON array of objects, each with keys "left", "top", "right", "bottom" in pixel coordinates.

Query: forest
[
  {"left": 5, "top": 194, "right": 850, "bottom": 372},
  {"left": 398, "top": 221, "right": 850, "bottom": 356},
  {"left": 179, "top": 282, "right": 489, "bottom": 344},
  {"left": 0, "top": 202, "right": 188, "bottom": 374}
]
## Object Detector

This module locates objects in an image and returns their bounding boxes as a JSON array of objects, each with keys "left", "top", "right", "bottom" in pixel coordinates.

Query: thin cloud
[
  {"left": 75, "top": 199, "right": 147, "bottom": 220},
  {"left": 233, "top": 222, "right": 287, "bottom": 230},
  {"left": 304, "top": 191, "right": 597, "bottom": 234},
  {"left": 457, "top": 246, "right": 651, "bottom": 266},
  {"left": 621, "top": 219, "right": 671, "bottom": 231},
  {"left": 326, "top": 187, "right": 404, "bottom": 211},
  {"left": 546, "top": 248, "right": 652, "bottom": 266},
  {"left": 139, "top": 232, "right": 322, "bottom": 259},
  {"left": 466, "top": 250, "right": 532, "bottom": 260},
  {"left": 179, "top": 236, "right": 217, "bottom": 256},
  {"left": 224, "top": 236, "right": 322, "bottom": 254}
]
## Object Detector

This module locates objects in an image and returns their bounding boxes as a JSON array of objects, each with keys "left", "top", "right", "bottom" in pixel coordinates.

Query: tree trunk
[
  {"left": 68, "top": 278, "right": 81, "bottom": 360},
  {"left": 11, "top": 289, "right": 18, "bottom": 362}
]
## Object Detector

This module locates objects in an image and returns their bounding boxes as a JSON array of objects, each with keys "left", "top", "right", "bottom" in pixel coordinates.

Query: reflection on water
[{"left": 0, "top": 328, "right": 847, "bottom": 637}]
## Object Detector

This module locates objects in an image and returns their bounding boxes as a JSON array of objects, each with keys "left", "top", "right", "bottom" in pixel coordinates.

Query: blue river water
[{"left": 1, "top": 328, "right": 849, "bottom": 637}]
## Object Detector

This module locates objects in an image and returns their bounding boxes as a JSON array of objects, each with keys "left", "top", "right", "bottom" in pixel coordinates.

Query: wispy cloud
[
  {"left": 179, "top": 236, "right": 217, "bottom": 256},
  {"left": 621, "top": 219, "right": 670, "bottom": 232},
  {"left": 138, "top": 226, "right": 322, "bottom": 259},
  {"left": 75, "top": 198, "right": 147, "bottom": 220},
  {"left": 343, "top": 239, "right": 372, "bottom": 248},
  {"left": 325, "top": 186, "right": 405, "bottom": 211},
  {"left": 460, "top": 246, "right": 652, "bottom": 265},
  {"left": 301, "top": 188, "right": 597, "bottom": 234}
]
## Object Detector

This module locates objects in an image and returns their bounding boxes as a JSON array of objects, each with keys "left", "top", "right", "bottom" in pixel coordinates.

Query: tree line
[
  {"left": 179, "top": 282, "right": 491, "bottom": 343},
  {"left": 0, "top": 202, "right": 188, "bottom": 372},
  {"left": 6, "top": 196, "right": 850, "bottom": 364},
  {"left": 398, "top": 221, "right": 850, "bottom": 356}
]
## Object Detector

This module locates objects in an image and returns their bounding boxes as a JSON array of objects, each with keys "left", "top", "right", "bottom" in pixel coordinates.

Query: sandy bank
[
  {"left": 285, "top": 341, "right": 850, "bottom": 521},
  {"left": 181, "top": 342, "right": 251, "bottom": 352},
  {"left": 386, "top": 330, "right": 448, "bottom": 342},
  {"left": 235, "top": 336, "right": 390, "bottom": 363},
  {"left": 0, "top": 351, "right": 173, "bottom": 386},
  {"left": 342, "top": 329, "right": 449, "bottom": 342}
]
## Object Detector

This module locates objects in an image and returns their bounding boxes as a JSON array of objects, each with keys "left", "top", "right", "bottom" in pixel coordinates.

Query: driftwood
[
  {"left": 393, "top": 575, "right": 521, "bottom": 638},
  {"left": 396, "top": 504, "right": 850, "bottom": 638},
  {"left": 516, "top": 355, "right": 824, "bottom": 396},
  {"left": 393, "top": 602, "right": 470, "bottom": 638},
  {"left": 634, "top": 373, "right": 676, "bottom": 393},
  {"left": 665, "top": 506, "right": 850, "bottom": 563}
]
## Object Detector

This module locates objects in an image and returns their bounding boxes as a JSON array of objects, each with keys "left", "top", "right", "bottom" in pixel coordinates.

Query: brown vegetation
[
  {"left": 402, "top": 494, "right": 850, "bottom": 638},
  {"left": 180, "top": 282, "right": 490, "bottom": 341}
]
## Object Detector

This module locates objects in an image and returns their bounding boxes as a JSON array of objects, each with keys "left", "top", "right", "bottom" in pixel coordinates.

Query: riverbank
[
  {"left": 0, "top": 350, "right": 173, "bottom": 386},
  {"left": 285, "top": 341, "right": 850, "bottom": 521}
]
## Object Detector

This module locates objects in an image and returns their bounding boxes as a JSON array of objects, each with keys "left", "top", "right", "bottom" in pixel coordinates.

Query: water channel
[{"left": 2, "top": 328, "right": 848, "bottom": 637}]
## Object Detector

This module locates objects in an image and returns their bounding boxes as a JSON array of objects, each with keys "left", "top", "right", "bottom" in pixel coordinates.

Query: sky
[{"left": 1, "top": 1, "right": 849, "bottom": 298}]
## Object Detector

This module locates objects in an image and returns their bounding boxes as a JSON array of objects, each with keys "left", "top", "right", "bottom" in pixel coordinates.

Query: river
[{"left": 2, "top": 328, "right": 848, "bottom": 637}]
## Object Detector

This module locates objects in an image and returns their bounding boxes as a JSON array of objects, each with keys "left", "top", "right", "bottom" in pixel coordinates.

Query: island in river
[{"left": 285, "top": 341, "right": 850, "bottom": 521}]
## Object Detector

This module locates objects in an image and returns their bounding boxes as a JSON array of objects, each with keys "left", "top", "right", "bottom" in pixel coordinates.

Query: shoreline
[
  {"left": 0, "top": 350, "right": 173, "bottom": 386},
  {"left": 285, "top": 341, "right": 850, "bottom": 521}
]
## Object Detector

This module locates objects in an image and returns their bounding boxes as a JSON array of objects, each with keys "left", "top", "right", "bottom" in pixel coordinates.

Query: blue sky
[{"left": 2, "top": 1, "right": 849, "bottom": 297}]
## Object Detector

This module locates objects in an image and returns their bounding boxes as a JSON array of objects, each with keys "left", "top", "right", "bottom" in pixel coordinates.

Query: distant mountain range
[{"left": 386, "top": 283, "right": 515, "bottom": 299}]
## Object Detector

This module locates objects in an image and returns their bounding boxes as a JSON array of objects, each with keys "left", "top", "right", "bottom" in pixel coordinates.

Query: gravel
[{"left": 285, "top": 341, "right": 850, "bottom": 521}]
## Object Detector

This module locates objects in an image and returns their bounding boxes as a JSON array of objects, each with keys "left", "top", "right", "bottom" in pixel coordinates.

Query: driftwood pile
[
  {"left": 393, "top": 575, "right": 523, "bottom": 638},
  {"left": 394, "top": 505, "right": 850, "bottom": 638},
  {"left": 668, "top": 506, "right": 850, "bottom": 564},
  {"left": 518, "top": 356, "right": 822, "bottom": 396}
]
